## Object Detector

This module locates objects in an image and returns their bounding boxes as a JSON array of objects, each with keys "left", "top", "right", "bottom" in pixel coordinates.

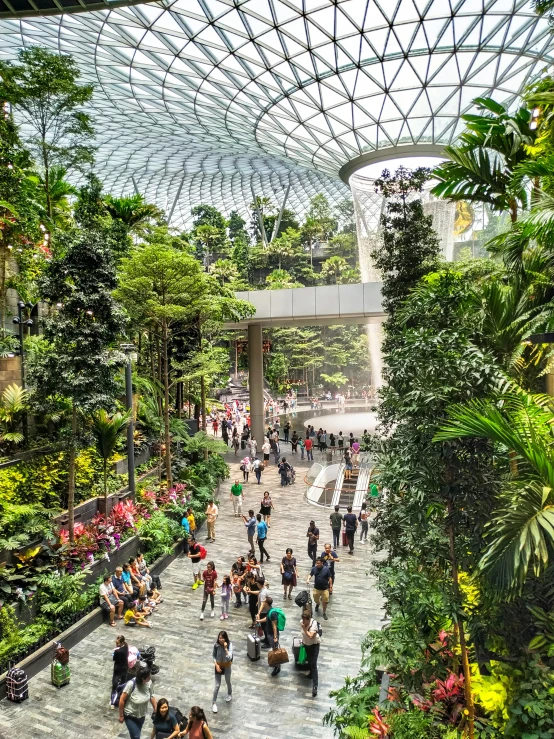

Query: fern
[{"left": 343, "top": 727, "right": 370, "bottom": 739}]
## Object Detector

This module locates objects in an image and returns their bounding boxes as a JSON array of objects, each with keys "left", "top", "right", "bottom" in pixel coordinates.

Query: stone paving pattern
[{"left": 0, "top": 449, "right": 383, "bottom": 739}]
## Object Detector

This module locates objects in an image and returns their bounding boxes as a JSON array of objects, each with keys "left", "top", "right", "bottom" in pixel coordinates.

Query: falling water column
[{"left": 247, "top": 323, "right": 264, "bottom": 445}]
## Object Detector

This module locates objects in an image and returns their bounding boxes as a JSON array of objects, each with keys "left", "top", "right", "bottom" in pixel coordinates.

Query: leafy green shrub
[
  {"left": 136, "top": 510, "right": 182, "bottom": 561},
  {"left": 387, "top": 710, "right": 445, "bottom": 739}
]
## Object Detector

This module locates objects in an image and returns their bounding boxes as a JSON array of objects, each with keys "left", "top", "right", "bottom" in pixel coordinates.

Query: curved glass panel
[{"left": 0, "top": 0, "right": 550, "bottom": 226}]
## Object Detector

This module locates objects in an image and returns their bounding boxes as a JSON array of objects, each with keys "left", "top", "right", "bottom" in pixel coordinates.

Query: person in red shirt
[
  {"left": 304, "top": 436, "right": 313, "bottom": 461},
  {"left": 200, "top": 561, "right": 218, "bottom": 621}
]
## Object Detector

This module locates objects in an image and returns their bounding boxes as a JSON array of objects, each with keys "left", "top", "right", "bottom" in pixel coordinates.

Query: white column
[{"left": 248, "top": 323, "right": 264, "bottom": 444}]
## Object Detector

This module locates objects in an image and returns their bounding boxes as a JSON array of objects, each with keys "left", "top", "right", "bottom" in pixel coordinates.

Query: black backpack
[{"left": 295, "top": 590, "right": 310, "bottom": 608}]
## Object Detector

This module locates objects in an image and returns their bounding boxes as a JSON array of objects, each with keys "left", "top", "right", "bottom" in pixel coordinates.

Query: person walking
[
  {"left": 243, "top": 509, "right": 257, "bottom": 554},
  {"left": 300, "top": 611, "right": 321, "bottom": 697},
  {"left": 291, "top": 430, "right": 298, "bottom": 454},
  {"left": 205, "top": 500, "right": 218, "bottom": 542},
  {"left": 256, "top": 514, "right": 270, "bottom": 563},
  {"left": 232, "top": 427, "right": 239, "bottom": 455},
  {"left": 304, "top": 436, "right": 313, "bottom": 461},
  {"left": 351, "top": 438, "right": 361, "bottom": 467},
  {"left": 306, "top": 520, "right": 320, "bottom": 566},
  {"left": 259, "top": 491, "right": 274, "bottom": 526},
  {"left": 249, "top": 436, "right": 257, "bottom": 458},
  {"left": 281, "top": 547, "right": 298, "bottom": 600},
  {"left": 200, "top": 561, "right": 218, "bottom": 621},
  {"left": 283, "top": 422, "right": 291, "bottom": 444},
  {"left": 244, "top": 572, "right": 262, "bottom": 628},
  {"left": 110, "top": 634, "right": 128, "bottom": 708},
  {"left": 253, "top": 456, "right": 263, "bottom": 484},
  {"left": 329, "top": 505, "right": 343, "bottom": 549},
  {"left": 271, "top": 438, "right": 280, "bottom": 465},
  {"left": 306, "top": 557, "right": 331, "bottom": 621},
  {"left": 240, "top": 456, "right": 251, "bottom": 482},
  {"left": 229, "top": 479, "right": 243, "bottom": 517},
  {"left": 278, "top": 457, "right": 291, "bottom": 486},
  {"left": 180, "top": 706, "right": 213, "bottom": 738},
  {"left": 212, "top": 418, "right": 219, "bottom": 437},
  {"left": 343, "top": 505, "right": 358, "bottom": 555},
  {"left": 219, "top": 575, "right": 232, "bottom": 621},
  {"left": 262, "top": 439, "right": 270, "bottom": 468},
  {"left": 263, "top": 595, "right": 284, "bottom": 676},
  {"left": 119, "top": 667, "right": 156, "bottom": 739},
  {"left": 188, "top": 536, "right": 203, "bottom": 589},
  {"left": 320, "top": 542, "right": 339, "bottom": 595},
  {"left": 299, "top": 436, "right": 305, "bottom": 460},
  {"left": 211, "top": 630, "right": 233, "bottom": 713},
  {"left": 359, "top": 501, "right": 370, "bottom": 544}
]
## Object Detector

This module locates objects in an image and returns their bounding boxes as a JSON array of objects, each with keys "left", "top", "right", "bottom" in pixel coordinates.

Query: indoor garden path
[{"left": 0, "top": 450, "right": 384, "bottom": 739}]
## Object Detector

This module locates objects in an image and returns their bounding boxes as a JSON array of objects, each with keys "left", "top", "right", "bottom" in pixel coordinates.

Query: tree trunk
[
  {"left": 200, "top": 374, "right": 207, "bottom": 432},
  {"left": 509, "top": 199, "right": 518, "bottom": 223},
  {"left": 68, "top": 405, "right": 77, "bottom": 543},
  {"left": 162, "top": 321, "right": 172, "bottom": 488},
  {"left": 0, "top": 242, "right": 6, "bottom": 337},
  {"left": 42, "top": 141, "right": 52, "bottom": 221},
  {"left": 448, "top": 498, "right": 475, "bottom": 739},
  {"left": 103, "top": 460, "right": 108, "bottom": 512}
]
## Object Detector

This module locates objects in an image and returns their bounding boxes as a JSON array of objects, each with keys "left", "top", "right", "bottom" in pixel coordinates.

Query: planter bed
[{"left": 0, "top": 531, "right": 193, "bottom": 699}]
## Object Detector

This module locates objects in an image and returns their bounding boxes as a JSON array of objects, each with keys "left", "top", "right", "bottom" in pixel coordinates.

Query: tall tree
[
  {"left": 371, "top": 166, "right": 440, "bottom": 321},
  {"left": 29, "top": 211, "right": 125, "bottom": 542},
  {"left": 116, "top": 237, "right": 252, "bottom": 486},
  {"left": 0, "top": 46, "right": 94, "bottom": 223}
]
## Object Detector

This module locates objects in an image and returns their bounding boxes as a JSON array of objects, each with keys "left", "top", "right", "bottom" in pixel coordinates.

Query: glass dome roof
[{"left": 0, "top": 0, "right": 551, "bottom": 226}]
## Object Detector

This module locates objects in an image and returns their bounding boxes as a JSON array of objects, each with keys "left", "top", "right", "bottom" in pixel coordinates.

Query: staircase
[{"left": 338, "top": 466, "right": 358, "bottom": 508}]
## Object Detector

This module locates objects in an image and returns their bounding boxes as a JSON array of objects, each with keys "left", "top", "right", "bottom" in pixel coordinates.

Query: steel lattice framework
[{"left": 0, "top": 0, "right": 552, "bottom": 227}]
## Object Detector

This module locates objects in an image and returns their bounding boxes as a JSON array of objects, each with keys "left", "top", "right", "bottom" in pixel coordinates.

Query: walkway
[{"left": 0, "top": 452, "right": 384, "bottom": 739}]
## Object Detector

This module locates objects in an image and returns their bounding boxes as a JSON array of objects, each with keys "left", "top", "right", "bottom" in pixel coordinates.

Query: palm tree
[
  {"left": 90, "top": 408, "right": 131, "bottom": 507},
  {"left": 434, "top": 385, "right": 554, "bottom": 592},
  {"left": 432, "top": 97, "right": 536, "bottom": 222},
  {"left": 41, "top": 166, "right": 76, "bottom": 231},
  {"left": 104, "top": 193, "right": 162, "bottom": 237}
]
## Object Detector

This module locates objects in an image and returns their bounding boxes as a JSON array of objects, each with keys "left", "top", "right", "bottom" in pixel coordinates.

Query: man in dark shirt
[
  {"left": 188, "top": 536, "right": 203, "bottom": 589},
  {"left": 343, "top": 506, "right": 358, "bottom": 555},
  {"left": 306, "top": 558, "right": 332, "bottom": 620},
  {"left": 306, "top": 520, "right": 320, "bottom": 566},
  {"left": 320, "top": 542, "right": 339, "bottom": 594},
  {"left": 112, "top": 567, "right": 131, "bottom": 611},
  {"left": 329, "top": 505, "right": 343, "bottom": 549}
]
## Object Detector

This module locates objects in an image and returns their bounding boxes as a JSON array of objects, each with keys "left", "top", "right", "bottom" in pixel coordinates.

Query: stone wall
[{"left": 0, "top": 355, "right": 22, "bottom": 394}]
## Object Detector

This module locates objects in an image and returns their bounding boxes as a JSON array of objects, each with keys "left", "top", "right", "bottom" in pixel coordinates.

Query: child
[
  {"left": 135, "top": 595, "right": 153, "bottom": 617},
  {"left": 187, "top": 507, "right": 196, "bottom": 534},
  {"left": 220, "top": 575, "right": 232, "bottom": 620},
  {"left": 200, "top": 561, "right": 218, "bottom": 621},
  {"left": 147, "top": 587, "right": 163, "bottom": 606},
  {"left": 232, "top": 574, "right": 243, "bottom": 608},
  {"left": 127, "top": 600, "right": 152, "bottom": 628}
]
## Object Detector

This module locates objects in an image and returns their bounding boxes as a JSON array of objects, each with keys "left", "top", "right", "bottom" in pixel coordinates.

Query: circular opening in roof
[{"left": 354, "top": 155, "right": 445, "bottom": 181}]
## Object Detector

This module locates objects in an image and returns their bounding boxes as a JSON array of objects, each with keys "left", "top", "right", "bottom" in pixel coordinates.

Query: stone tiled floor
[{"left": 0, "top": 450, "right": 384, "bottom": 739}]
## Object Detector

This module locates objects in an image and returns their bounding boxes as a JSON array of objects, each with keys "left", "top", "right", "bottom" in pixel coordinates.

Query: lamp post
[
  {"left": 120, "top": 343, "right": 136, "bottom": 498},
  {"left": 12, "top": 300, "right": 33, "bottom": 442}
]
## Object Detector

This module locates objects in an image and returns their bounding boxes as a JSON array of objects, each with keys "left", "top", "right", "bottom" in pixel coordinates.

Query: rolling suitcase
[
  {"left": 51, "top": 660, "right": 70, "bottom": 688},
  {"left": 6, "top": 667, "right": 28, "bottom": 702},
  {"left": 342, "top": 530, "right": 348, "bottom": 547},
  {"left": 246, "top": 632, "right": 261, "bottom": 661}
]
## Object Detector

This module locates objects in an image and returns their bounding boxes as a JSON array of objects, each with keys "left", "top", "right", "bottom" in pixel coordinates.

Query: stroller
[{"left": 132, "top": 645, "right": 160, "bottom": 676}]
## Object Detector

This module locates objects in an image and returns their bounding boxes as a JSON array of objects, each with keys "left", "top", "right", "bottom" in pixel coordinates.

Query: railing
[{"left": 303, "top": 455, "right": 376, "bottom": 510}]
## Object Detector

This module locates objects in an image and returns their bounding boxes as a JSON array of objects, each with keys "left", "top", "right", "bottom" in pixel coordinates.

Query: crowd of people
[{"left": 101, "top": 395, "right": 380, "bottom": 739}]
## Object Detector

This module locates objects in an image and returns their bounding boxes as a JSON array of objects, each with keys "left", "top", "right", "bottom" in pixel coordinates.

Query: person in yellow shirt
[{"left": 187, "top": 507, "right": 196, "bottom": 533}]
